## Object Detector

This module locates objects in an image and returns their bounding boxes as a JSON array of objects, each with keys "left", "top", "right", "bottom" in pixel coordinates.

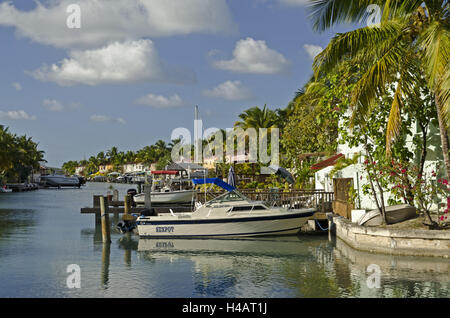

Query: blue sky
[{"left": 0, "top": 0, "right": 352, "bottom": 167}]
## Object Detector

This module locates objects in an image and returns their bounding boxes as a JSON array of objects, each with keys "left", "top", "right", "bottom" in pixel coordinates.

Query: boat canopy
[
  {"left": 151, "top": 170, "right": 178, "bottom": 175},
  {"left": 191, "top": 178, "right": 236, "bottom": 192}
]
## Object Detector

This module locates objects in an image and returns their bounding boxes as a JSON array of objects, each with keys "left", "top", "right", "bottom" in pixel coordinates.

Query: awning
[
  {"left": 151, "top": 170, "right": 178, "bottom": 175},
  {"left": 311, "top": 153, "right": 344, "bottom": 171},
  {"left": 192, "top": 178, "right": 236, "bottom": 192}
]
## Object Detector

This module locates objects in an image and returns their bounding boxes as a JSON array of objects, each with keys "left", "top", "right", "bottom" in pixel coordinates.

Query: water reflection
[{"left": 333, "top": 238, "right": 450, "bottom": 298}]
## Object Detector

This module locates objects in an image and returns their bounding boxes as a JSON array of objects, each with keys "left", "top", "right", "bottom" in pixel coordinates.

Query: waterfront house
[
  {"left": 314, "top": 119, "right": 443, "bottom": 211},
  {"left": 122, "top": 163, "right": 156, "bottom": 174}
]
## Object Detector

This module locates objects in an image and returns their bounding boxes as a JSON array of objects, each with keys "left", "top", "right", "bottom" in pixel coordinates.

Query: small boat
[
  {"left": 133, "top": 189, "right": 196, "bottom": 204},
  {"left": 0, "top": 187, "right": 12, "bottom": 193},
  {"left": 133, "top": 177, "right": 194, "bottom": 204},
  {"left": 136, "top": 178, "right": 316, "bottom": 238},
  {"left": 39, "top": 175, "right": 82, "bottom": 188},
  {"left": 358, "top": 204, "right": 417, "bottom": 226}
]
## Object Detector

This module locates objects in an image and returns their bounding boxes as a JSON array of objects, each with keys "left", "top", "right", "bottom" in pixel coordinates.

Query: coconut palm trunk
[{"left": 435, "top": 96, "right": 450, "bottom": 178}]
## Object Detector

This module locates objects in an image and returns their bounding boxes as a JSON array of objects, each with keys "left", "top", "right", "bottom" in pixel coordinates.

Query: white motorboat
[
  {"left": 133, "top": 189, "right": 196, "bottom": 204},
  {"left": 39, "top": 175, "right": 82, "bottom": 188},
  {"left": 0, "top": 187, "right": 12, "bottom": 193},
  {"left": 133, "top": 177, "right": 194, "bottom": 204},
  {"left": 136, "top": 178, "right": 316, "bottom": 238},
  {"left": 358, "top": 204, "right": 417, "bottom": 226}
]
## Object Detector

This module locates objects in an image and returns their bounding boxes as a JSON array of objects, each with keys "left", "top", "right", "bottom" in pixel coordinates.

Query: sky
[{"left": 0, "top": 0, "right": 353, "bottom": 167}]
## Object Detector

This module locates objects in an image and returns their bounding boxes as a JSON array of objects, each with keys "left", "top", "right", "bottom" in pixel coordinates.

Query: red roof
[
  {"left": 311, "top": 153, "right": 344, "bottom": 171},
  {"left": 151, "top": 170, "right": 178, "bottom": 175}
]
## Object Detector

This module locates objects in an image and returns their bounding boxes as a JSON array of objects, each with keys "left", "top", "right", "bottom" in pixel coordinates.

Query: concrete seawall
[{"left": 332, "top": 217, "right": 450, "bottom": 258}]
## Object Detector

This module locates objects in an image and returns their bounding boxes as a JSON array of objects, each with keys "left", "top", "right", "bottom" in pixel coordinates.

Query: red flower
[
  {"left": 401, "top": 169, "right": 406, "bottom": 174},
  {"left": 443, "top": 179, "right": 449, "bottom": 185}
]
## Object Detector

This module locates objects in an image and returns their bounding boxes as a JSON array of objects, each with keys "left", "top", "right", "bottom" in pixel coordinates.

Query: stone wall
[{"left": 333, "top": 217, "right": 450, "bottom": 258}]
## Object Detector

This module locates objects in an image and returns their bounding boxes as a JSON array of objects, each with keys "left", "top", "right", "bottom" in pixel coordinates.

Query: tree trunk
[{"left": 435, "top": 95, "right": 450, "bottom": 179}]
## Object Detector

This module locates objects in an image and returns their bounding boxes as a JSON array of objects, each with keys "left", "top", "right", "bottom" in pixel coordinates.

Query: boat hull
[
  {"left": 136, "top": 210, "right": 314, "bottom": 238},
  {"left": 133, "top": 190, "right": 195, "bottom": 204},
  {"left": 40, "top": 176, "right": 81, "bottom": 188},
  {"left": 358, "top": 204, "right": 417, "bottom": 226}
]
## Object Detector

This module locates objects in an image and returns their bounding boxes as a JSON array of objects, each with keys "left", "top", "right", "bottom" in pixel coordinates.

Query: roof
[
  {"left": 151, "top": 170, "right": 178, "bottom": 175},
  {"left": 311, "top": 153, "right": 344, "bottom": 171}
]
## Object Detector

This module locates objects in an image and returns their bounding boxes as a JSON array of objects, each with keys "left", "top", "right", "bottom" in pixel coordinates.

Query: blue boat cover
[{"left": 192, "top": 178, "right": 236, "bottom": 192}]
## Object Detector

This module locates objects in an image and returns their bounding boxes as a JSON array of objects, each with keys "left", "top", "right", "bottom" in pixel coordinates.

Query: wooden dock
[{"left": 6, "top": 183, "right": 39, "bottom": 192}]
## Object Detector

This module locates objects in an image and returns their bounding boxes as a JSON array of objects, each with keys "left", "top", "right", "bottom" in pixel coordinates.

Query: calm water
[{"left": 0, "top": 182, "right": 449, "bottom": 298}]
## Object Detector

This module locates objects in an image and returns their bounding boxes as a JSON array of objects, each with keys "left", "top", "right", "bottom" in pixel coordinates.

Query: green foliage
[{"left": 0, "top": 125, "right": 45, "bottom": 183}]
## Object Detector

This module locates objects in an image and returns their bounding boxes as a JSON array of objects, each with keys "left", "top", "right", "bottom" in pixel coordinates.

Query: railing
[{"left": 194, "top": 189, "right": 334, "bottom": 212}]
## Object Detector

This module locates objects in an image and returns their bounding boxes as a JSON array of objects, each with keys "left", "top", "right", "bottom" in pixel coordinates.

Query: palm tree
[
  {"left": 234, "top": 105, "right": 279, "bottom": 129},
  {"left": 309, "top": 0, "right": 449, "bottom": 177}
]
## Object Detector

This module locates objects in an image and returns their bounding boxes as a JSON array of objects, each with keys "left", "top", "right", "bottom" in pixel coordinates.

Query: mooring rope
[{"left": 315, "top": 219, "right": 328, "bottom": 231}]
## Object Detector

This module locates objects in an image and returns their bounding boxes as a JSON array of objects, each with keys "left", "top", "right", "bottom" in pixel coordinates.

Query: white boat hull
[
  {"left": 133, "top": 190, "right": 194, "bottom": 204},
  {"left": 136, "top": 210, "right": 314, "bottom": 238}
]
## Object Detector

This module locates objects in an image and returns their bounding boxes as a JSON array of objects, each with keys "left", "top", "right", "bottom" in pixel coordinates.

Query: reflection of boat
[
  {"left": 137, "top": 236, "right": 308, "bottom": 256},
  {"left": 39, "top": 175, "right": 82, "bottom": 188},
  {"left": 358, "top": 204, "right": 417, "bottom": 226},
  {"left": 136, "top": 178, "right": 315, "bottom": 238},
  {"left": 133, "top": 177, "right": 194, "bottom": 204}
]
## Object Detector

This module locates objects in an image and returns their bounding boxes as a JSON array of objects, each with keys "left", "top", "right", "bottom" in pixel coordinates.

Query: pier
[{"left": 5, "top": 183, "right": 39, "bottom": 192}]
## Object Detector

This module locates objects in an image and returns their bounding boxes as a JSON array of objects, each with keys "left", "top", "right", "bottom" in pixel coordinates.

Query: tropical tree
[
  {"left": 234, "top": 105, "right": 279, "bottom": 129},
  {"left": 309, "top": 0, "right": 450, "bottom": 177}
]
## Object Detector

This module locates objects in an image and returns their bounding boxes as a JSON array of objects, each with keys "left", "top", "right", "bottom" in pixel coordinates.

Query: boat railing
[{"left": 194, "top": 189, "right": 334, "bottom": 212}]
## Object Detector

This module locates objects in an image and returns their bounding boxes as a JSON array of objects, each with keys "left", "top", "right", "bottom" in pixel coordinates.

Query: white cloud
[
  {"left": 31, "top": 40, "right": 195, "bottom": 86},
  {"left": 203, "top": 80, "right": 253, "bottom": 101},
  {"left": 42, "top": 99, "right": 81, "bottom": 112},
  {"left": 12, "top": 82, "right": 22, "bottom": 91},
  {"left": 278, "top": 0, "right": 310, "bottom": 6},
  {"left": 42, "top": 99, "right": 64, "bottom": 112},
  {"left": 214, "top": 37, "right": 289, "bottom": 74},
  {"left": 0, "top": 0, "right": 236, "bottom": 49},
  {"left": 135, "top": 94, "right": 184, "bottom": 109},
  {"left": 303, "top": 44, "right": 323, "bottom": 59},
  {"left": 90, "top": 114, "right": 126, "bottom": 125},
  {"left": 0, "top": 110, "right": 36, "bottom": 120}
]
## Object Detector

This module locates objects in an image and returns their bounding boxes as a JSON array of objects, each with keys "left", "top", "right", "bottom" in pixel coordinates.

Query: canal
[{"left": 0, "top": 182, "right": 448, "bottom": 297}]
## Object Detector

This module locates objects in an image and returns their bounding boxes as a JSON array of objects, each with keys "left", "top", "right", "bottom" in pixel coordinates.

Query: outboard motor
[
  {"left": 116, "top": 219, "right": 137, "bottom": 234},
  {"left": 127, "top": 188, "right": 137, "bottom": 197}
]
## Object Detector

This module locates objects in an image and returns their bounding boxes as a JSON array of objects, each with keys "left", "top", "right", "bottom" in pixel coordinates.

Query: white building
[{"left": 314, "top": 119, "right": 442, "bottom": 210}]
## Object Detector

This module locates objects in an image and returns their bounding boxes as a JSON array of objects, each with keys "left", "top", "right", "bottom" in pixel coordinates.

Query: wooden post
[
  {"left": 100, "top": 196, "right": 111, "bottom": 243},
  {"left": 144, "top": 184, "right": 152, "bottom": 210},
  {"left": 93, "top": 195, "right": 101, "bottom": 224},
  {"left": 101, "top": 241, "right": 110, "bottom": 287}
]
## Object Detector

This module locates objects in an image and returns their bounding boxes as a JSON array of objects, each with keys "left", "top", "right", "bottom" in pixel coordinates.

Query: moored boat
[
  {"left": 39, "top": 175, "right": 82, "bottom": 188},
  {"left": 136, "top": 178, "right": 316, "bottom": 238}
]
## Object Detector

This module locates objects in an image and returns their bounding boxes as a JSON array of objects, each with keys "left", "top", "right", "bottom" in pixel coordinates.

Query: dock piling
[{"left": 100, "top": 196, "right": 111, "bottom": 243}]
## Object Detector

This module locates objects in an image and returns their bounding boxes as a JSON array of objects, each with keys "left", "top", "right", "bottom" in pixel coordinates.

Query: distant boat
[
  {"left": 39, "top": 175, "right": 82, "bottom": 188},
  {"left": 0, "top": 187, "right": 12, "bottom": 193},
  {"left": 358, "top": 204, "right": 417, "bottom": 226}
]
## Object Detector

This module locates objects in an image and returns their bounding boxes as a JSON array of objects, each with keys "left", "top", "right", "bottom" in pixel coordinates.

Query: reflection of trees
[{"left": 0, "top": 209, "right": 37, "bottom": 243}]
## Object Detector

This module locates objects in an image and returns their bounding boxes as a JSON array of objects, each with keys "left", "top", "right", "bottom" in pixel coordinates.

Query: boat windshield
[{"left": 206, "top": 190, "right": 251, "bottom": 205}]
